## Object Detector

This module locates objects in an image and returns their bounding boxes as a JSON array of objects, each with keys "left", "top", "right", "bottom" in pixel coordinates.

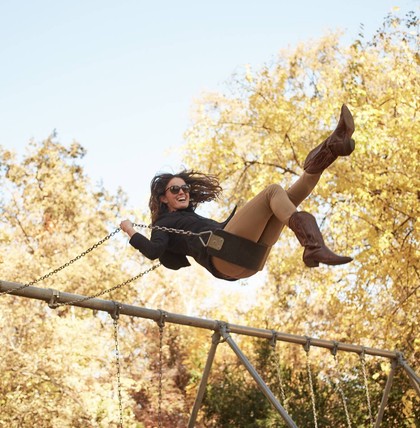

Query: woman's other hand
[{"left": 120, "top": 220, "right": 137, "bottom": 237}]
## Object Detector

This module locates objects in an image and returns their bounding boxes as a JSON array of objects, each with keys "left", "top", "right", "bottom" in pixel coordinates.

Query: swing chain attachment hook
[
  {"left": 48, "top": 289, "right": 60, "bottom": 309},
  {"left": 331, "top": 341, "right": 339, "bottom": 357},
  {"left": 304, "top": 336, "right": 312, "bottom": 354},
  {"left": 157, "top": 309, "right": 168, "bottom": 331},
  {"left": 270, "top": 330, "right": 278, "bottom": 349},
  {"left": 198, "top": 231, "right": 214, "bottom": 247},
  {"left": 111, "top": 301, "right": 122, "bottom": 321}
]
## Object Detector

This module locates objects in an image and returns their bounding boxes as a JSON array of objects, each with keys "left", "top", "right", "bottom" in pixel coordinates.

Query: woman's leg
[
  {"left": 220, "top": 172, "right": 322, "bottom": 246},
  {"left": 255, "top": 171, "right": 321, "bottom": 245},
  {"left": 286, "top": 172, "right": 321, "bottom": 207},
  {"left": 212, "top": 180, "right": 311, "bottom": 278},
  {"left": 212, "top": 171, "right": 350, "bottom": 278},
  {"left": 212, "top": 105, "right": 355, "bottom": 278},
  {"left": 224, "top": 184, "right": 296, "bottom": 242}
]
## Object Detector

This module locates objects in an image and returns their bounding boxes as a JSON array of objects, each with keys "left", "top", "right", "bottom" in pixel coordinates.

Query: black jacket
[{"left": 129, "top": 208, "right": 237, "bottom": 280}]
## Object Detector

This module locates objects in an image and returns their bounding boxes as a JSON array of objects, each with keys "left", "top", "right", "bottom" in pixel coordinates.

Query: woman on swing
[{"left": 121, "top": 105, "right": 355, "bottom": 281}]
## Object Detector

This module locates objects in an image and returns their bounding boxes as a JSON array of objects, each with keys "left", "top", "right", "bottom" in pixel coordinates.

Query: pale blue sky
[{"left": 0, "top": 0, "right": 416, "bottom": 209}]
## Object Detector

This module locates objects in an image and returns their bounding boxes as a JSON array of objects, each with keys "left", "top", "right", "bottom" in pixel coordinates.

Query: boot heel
[
  {"left": 347, "top": 137, "right": 355, "bottom": 153},
  {"left": 334, "top": 137, "right": 355, "bottom": 156},
  {"left": 303, "top": 249, "right": 319, "bottom": 267},
  {"left": 304, "top": 258, "right": 319, "bottom": 268}
]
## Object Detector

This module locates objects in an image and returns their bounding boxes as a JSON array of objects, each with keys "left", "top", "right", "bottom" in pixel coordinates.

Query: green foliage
[{"left": 202, "top": 339, "right": 420, "bottom": 427}]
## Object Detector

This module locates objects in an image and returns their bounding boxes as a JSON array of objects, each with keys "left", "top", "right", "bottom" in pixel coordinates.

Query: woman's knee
[
  {"left": 286, "top": 172, "right": 320, "bottom": 205},
  {"left": 264, "top": 183, "right": 287, "bottom": 199}
]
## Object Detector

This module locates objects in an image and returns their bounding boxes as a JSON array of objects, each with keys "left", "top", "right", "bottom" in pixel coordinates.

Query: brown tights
[{"left": 211, "top": 172, "right": 321, "bottom": 279}]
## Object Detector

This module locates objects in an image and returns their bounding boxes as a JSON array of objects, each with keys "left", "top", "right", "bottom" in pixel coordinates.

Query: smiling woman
[
  {"left": 120, "top": 106, "right": 355, "bottom": 281},
  {"left": 160, "top": 180, "right": 191, "bottom": 213}
]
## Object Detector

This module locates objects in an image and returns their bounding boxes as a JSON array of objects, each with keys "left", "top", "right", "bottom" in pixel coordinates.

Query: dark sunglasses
[{"left": 165, "top": 184, "right": 191, "bottom": 195}]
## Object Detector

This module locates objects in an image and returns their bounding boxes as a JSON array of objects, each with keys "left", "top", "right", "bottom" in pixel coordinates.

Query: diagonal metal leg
[
  {"left": 374, "top": 359, "right": 397, "bottom": 428},
  {"left": 397, "top": 354, "right": 420, "bottom": 397},
  {"left": 406, "top": 373, "right": 420, "bottom": 397},
  {"left": 188, "top": 331, "right": 221, "bottom": 428},
  {"left": 219, "top": 323, "right": 297, "bottom": 428}
]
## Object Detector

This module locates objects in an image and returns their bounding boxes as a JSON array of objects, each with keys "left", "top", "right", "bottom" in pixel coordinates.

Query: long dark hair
[{"left": 149, "top": 170, "right": 222, "bottom": 223}]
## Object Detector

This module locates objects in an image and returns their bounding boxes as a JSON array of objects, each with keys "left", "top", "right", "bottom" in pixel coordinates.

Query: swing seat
[{"left": 206, "top": 229, "right": 269, "bottom": 271}]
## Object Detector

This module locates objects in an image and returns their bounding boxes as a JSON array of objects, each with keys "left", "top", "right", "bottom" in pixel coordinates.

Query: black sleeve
[
  {"left": 129, "top": 229, "right": 191, "bottom": 270},
  {"left": 129, "top": 229, "right": 169, "bottom": 260},
  {"left": 159, "top": 252, "right": 191, "bottom": 270}
]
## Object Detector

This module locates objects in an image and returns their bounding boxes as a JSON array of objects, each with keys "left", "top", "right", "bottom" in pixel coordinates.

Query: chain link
[
  {"left": 332, "top": 353, "right": 352, "bottom": 428},
  {"left": 305, "top": 348, "right": 319, "bottom": 428},
  {"left": 0, "top": 222, "right": 179, "bottom": 428},
  {"left": 158, "top": 327, "right": 164, "bottom": 428},
  {"left": 1, "top": 222, "right": 209, "bottom": 297},
  {"left": 53, "top": 264, "right": 161, "bottom": 307},
  {"left": 157, "top": 311, "right": 167, "bottom": 428},
  {"left": 113, "top": 316, "right": 124, "bottom": 428},
  {"left": 134, "top": 223, "right": 212, "bottom": 247},
  {"left": 360, "top": 350, "right": 374, "bottom": 427},
  {"left": 0, "top": 227, "right": 122, "bottom": 296},
  {"left": 270, "top": 333, "right": 288, "bottom": 413},
  {"left": 134, "top": 223, "right": 200, "bottom": 237}
]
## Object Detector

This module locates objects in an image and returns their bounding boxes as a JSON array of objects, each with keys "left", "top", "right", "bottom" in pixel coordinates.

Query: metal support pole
[
  {"left": 188, "top": 331, "right": 221, "bottom": 428},
  {"left": 406, "top": 373, "right": 420, "bottom": 397},
  {"left": 401, "top": 363, "right": 420, "bottom": 386},
  {"left": 219, "top": 323, "right": 297, "bottom": 428},
  {"left": 398, "top": 353, "right": 420, "bottom": 397},
  {"left": 374, "top": 359, "right": 397, "bottom": 428}
]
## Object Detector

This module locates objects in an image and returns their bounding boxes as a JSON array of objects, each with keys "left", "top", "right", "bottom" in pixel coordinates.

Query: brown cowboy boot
[
  {"left": 288, "top": 211, "right": 353, "bottom": 267},
  {"left": 304, "top": 104, "right": 355, "bottom": 174}
]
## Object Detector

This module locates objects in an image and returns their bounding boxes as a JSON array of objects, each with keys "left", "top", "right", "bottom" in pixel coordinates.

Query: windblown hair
[{"left": 149, "top": 170, "right": 222, "bottom": 223}]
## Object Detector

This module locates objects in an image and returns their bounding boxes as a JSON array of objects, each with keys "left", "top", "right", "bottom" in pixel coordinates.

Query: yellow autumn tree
[
  {"left": 1, "top": 9, "right": 418, "bottom": 427},
  {"left": 0, "top": 137, "right": 147, "bottom": 427},
  {"left": 0, "top": 136, "right": 248, "bottom": 427},
  {"left": 183, "top": 10, "right": 419, "bottom": 426}
]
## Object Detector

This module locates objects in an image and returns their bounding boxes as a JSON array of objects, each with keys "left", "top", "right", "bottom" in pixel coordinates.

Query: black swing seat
[{"left": 205, "top": 229, "right": 269, "bottom": 271}]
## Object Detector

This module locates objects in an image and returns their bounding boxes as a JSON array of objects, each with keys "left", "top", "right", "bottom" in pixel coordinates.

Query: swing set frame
[{"left": 1, "top": 279, "right": 419, "bottom": 428}]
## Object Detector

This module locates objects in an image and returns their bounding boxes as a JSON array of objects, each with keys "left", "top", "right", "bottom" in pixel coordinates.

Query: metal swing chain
[
  {"left": 1, "top": 222, "right": 208, "bottom": 298},
  {"left": 0, "top": 227, "right": 122, "bottom": 296},
  {"left": 360, "top": 349, "right": 374, "bottom": 427},
  {"left": 112, "top": 306, "right": 124, "bottom": 428},
  {"left": 157, "top": 311, "right": 167, "bottom": 428},
  {"left": 51, "top": 263, "right": 161, "bottom": 308},
  {"left": 270, "top": 332, "right": 288, "bottom": 412},
  {"left": 133, "top": 223, "right": 213, "bottom": 246},
  {"left": 40, "top": 223, "right": 203, "bottom": 305},
  {"left": 304, "top": 339, "right": 319, "bottom": 428},
  {"left": 331, "top": 346, "right": 352, "bottom": 428},
  {"left": 0, "top": 223, "right": 194, "bottom": 428}
]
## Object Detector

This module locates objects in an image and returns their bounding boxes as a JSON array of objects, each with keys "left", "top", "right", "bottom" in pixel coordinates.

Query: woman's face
[{"left": 160, "top": 177, "right": 190, "bottom": 212}]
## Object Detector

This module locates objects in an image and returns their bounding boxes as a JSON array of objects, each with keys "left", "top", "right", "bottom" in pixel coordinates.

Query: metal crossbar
[
  {"left": 1, "top": 280, "right": 403, "bottom": 359},
  {"left": 2, "top": 279, "right": 419, "bottom": 427}
]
